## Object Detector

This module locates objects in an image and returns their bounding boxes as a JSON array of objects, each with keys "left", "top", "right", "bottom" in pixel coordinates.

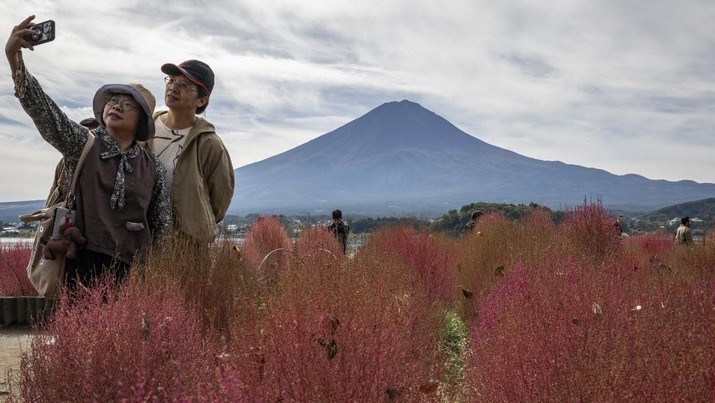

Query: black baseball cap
[{"left": 161, "top": 59, "right": 214, "bottom": 96}]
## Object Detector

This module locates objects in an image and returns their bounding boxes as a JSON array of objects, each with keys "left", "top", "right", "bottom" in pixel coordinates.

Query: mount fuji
[{"left": 230, "top": 100, "right": 715, "bottom": 217}]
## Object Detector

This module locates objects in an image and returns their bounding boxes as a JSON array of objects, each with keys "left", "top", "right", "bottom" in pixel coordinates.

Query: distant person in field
[
  {"left": 613, "top": 214, "right": 628, "bottom": 238},
  {"left": 147, "top": 59, "right": 234, "bottom": 244},
  {"left": 674, "top": 216, "right": 693, "bottom": 245},
  {"left": 464, "top": 209, "right": 483, "bottom": 234},
  {"left": 327, "top": 209, "right": 350, "bottom": 254}
]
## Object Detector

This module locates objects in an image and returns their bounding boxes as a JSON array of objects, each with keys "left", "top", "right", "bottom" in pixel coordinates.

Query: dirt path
[{"left": 0, "top": 327, "right": 33, "bottom": 402}]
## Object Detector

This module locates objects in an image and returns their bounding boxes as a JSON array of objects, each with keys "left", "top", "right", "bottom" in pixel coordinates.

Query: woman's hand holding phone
[{"left": 5, "top": 15, "right": 55, "bottom": 78}]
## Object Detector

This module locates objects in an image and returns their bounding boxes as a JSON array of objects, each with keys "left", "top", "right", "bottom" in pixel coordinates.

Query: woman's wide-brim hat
[{"left": 92, "top": 83, "right": 156, "bottom": 141}]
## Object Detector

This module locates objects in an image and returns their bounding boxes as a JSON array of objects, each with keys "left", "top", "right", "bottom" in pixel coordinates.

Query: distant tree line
[
  {"left": 222, "top": 198, "right": 715, "bottom": 238},
  {"left": 221, "top": 214, "right": 428, "bottom": 236},
  {"left": 429, "top": 202, "right": 564, "bottom": 236},
  {"left": 223, "top": 202, "right": 565, "bottom": 238}
]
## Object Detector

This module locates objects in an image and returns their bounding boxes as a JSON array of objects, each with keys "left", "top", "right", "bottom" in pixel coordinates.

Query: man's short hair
[
  {"left": 681, "top": 216, "right": 690, "bottom": 225},
  {"left": 332, "top": 209, "right": 342, "bottom": 220}
]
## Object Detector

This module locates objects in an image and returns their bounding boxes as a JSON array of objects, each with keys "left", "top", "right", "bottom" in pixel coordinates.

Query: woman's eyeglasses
[{"left": 105, "top": 96, "right": 139, "bottom": 112}]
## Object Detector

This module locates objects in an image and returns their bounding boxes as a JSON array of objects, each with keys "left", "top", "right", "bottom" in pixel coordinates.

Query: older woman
[{"left": 6, "top": 15, "right": 172, "bottom": 289}]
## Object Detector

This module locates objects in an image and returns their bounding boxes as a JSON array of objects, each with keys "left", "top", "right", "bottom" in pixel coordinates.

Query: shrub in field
[
  {"left": 140, "top": 235, "right": 260, "bottom": 336},
  {"left": 557, "top": 200, "right": 622, "bottom": 263},
  {"left": 361, "top": 225, "right": 460, "bottom": 305},
  {"left": 456, "top": 211, "right": 517, "bottom": 300},
  {"left": 207, "top": 238, "right": 263, "bottom": 330},
  {"left": 620, "top": 234, "right": 674, "bottom": 273},
  {"left": 623, "top": 234, "right": 673, "bottom": 258},
  {"left": 10, "top": 275, "right": 240, "bottom": 402},
  {"left": 511, "top": 207, "right": 557, "bottom": 264},
  {"left": 226, "top": 247, "right": 447, "bottom": 401},
  {"left": 239, "top": 216, "right": 293, "bottom": 284},
  {"left": 0, "top": 243, "right": 35, "bottom": 296},
  {"left": 294, "top": 225, "right": 343, "bottom": 262},
  {"left": 465, "top": 253, "right": 715, "bottom": 401}
]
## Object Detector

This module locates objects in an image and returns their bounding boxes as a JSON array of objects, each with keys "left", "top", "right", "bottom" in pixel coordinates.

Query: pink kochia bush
[
  {"left": 361, "top": 225, "right": 460, "bottom": 305},
  {"left": 13, "top": 276, "right": 243, "bottom": 402},
  {"left": 0, "top": 243, "right": 36, "bottom": 296},
  {"left": 465, "top": 254, "right": 715, "bottom": 401},
  {"left": 558, "top": 199, "right": 622, "bottom": 262},
  {"left": 227, "top": 246, "right": 447, "bottom": 401},
  {"left": 241, "top": 216, "right": 293, "bottom": 269},
  {"left": 294, "top": 225, "right": 344, "bottom": 261}
]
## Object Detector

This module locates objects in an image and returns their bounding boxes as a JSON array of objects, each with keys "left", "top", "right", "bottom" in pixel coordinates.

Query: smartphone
[
  {"left": 27, "top": 20, "right": 55, "bottom": 46},
  {"left": 50, "top": 206, "right": 74, "bottom": 240}
]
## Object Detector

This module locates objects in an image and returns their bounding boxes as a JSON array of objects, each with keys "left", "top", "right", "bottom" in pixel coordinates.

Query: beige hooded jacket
[{"left": 150, "top": 110, "right": 235, "bottom": 243}]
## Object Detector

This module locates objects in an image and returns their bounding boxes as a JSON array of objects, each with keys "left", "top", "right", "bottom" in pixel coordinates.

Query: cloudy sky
[{"left": 1, "top": 0, "right": 714, "bottom": 202}]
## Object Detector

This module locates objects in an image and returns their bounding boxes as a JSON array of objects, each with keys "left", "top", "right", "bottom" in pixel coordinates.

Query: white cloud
[{"left": 1, "top": 0, "right": 715, "bottom": 202}]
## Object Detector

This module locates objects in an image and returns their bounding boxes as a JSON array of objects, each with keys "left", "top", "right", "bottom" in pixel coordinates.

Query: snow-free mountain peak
[{"left": 232, "top": 100, "right": 715, "bottom": 216}]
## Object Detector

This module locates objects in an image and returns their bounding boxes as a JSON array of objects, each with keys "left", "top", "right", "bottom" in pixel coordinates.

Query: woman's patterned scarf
[{"left": 99, "top": 134, "right": 140, "bottom": 210}]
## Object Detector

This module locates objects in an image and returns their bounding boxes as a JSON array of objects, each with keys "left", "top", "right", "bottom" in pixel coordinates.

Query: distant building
[
  {"left": 670, "top": 217, "right": 702, "bottom": 226},
  {"left": 1, "top": 226, "right": 20, "bottom": 236}
]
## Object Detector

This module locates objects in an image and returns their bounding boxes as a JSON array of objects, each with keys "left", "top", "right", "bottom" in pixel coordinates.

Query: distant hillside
[
  {"left": 231, "top": 100, "right": 715, "bottom": 217},
  {"left": 0, "top": 200, "right": 44, "bottom": 224},
  {"left": 633, "top": 198, "right": 715, "bottom": 231}
]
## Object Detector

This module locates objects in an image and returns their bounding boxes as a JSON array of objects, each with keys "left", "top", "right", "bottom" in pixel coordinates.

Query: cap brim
[
  {"left": 161, "top": 63, "right": 211, "bottom": 96},
  {"left": 161, "top": 63, "right": 182, "bottom": 77},
  {"left": 93, "top": 84, "right": 155, "bottom": 141}
]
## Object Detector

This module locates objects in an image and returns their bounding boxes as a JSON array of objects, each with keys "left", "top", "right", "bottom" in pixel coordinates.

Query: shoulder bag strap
[{"left": 65, "top": 130, "right": 96, "bottom": 208}]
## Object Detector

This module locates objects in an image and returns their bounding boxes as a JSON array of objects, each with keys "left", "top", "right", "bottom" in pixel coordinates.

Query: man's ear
[{"left": 197, "top": 97, "right": 209, "bottom": 108}]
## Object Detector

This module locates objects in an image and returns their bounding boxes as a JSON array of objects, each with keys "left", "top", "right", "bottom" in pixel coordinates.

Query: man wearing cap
[
  {"left": 149, "top": 59, "right": 234, "bottom": 243},
  {"left": 6, "top": 15, "right": 172, "bottom": 288}
]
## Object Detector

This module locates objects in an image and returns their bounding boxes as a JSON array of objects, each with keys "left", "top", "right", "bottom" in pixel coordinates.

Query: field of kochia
[{"left": 1, "top": 202, "right": 714, "bottom": 402}]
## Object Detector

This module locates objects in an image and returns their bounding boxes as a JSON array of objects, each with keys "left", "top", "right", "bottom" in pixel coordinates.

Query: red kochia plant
[
  {"left": 624, "top": 234, "right": 673, "bottom": 257},
  {"left": 512, "top": 207, "right": 558, "bottom": 264},
  {"left": 228, "top": 248, "right": 445, "bottom": 401},
  {"left": 621, "top": 233, "right": 674, "bottom": 271},
  {"left": 457, "top": 210, "right": 536, "bottom": 301},
  {"left": 294, "top": 225, "right": 343, "bottom": 261},
  {"left": 11, "top": 275, "right": 239, "bottom": 402},
  {"left": 465, "top": 254, "right": 715, "bottom": 401},
  {"left": 361, "top": 225, "right": 459, "bottom": 305},
  {"left": 239, "top": 216, "right": 292, "bottom": 275},
  {"left": 558, "top": 199, "right": 621, "bottom": 262},
  {"left": 0, "top": 243, "right": 35, "bottom": 296}
]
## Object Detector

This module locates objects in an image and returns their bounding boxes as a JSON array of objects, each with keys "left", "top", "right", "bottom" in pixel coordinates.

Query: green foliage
[
  {"left": 348, "top": 216, "right": 424, "bottom": 234},
  {"left": 221, "top": 214, "right": 427, "bottom": 236},
  {"left": 442, "top": 310, "right": 469, "bottom": 389},
  {"left": 430, "top": 201, "right": 557, "bottom": 235}
]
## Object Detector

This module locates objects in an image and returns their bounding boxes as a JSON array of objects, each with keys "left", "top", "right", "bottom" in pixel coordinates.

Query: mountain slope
[{"left": 231, "top": 100, "right": 715, "bottom": 216}]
